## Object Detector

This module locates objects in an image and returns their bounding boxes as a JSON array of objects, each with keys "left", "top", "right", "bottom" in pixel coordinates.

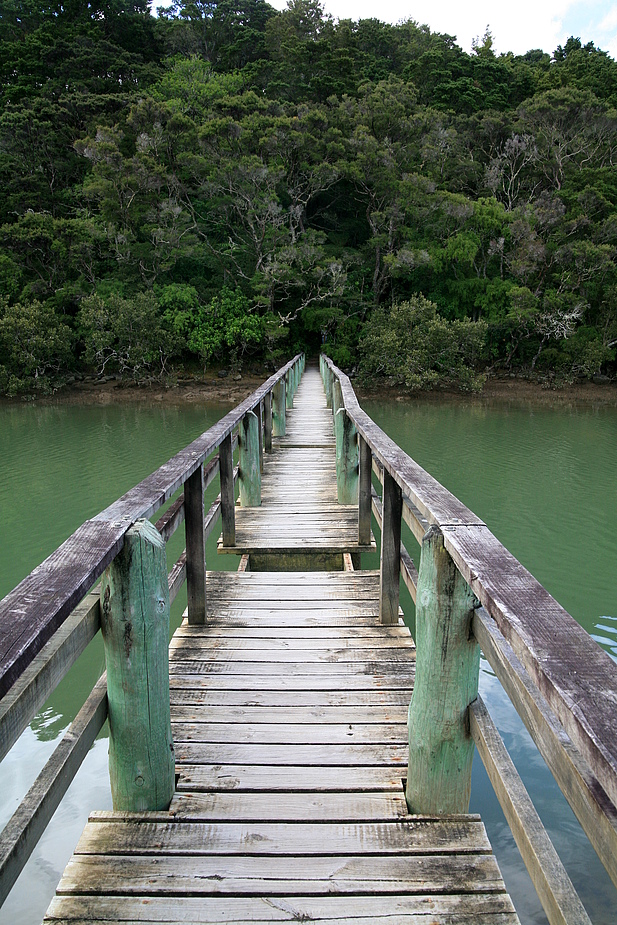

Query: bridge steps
[{"left": 43, "top": 366, "right": 519, "bottom": 924}]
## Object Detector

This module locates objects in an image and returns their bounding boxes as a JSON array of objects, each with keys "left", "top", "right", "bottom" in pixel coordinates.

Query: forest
[{"left": 1, "top": 0, "right": 617, "bottom": 395}]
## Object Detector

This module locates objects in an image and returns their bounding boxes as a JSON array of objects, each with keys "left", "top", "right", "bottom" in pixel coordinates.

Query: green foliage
[
  {"left": 78, "top": 292, "right": 175, "bottom": 380},
  {"left": 359, "top": 295, "right": 487, "bottom": 391},
  {"left": 0, "top": 298, "right": 73, "bottom": 395},
  {"left": 2, "top": 0, "right": 617, "bottom": 390},
  {"left": 186, "top": 287, "right": 267, "bottom": 373}
]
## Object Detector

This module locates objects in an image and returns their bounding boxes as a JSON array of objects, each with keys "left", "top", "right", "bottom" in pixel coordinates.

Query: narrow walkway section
[
  {"left": 221, "top": 367, "right": 374, "bottom": 566},
  {"left": 44, "top": 365, "right": 519, "bottom": 923}
]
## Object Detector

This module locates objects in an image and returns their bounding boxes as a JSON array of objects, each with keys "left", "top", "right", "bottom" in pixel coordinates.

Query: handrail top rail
[
  {"left": 0, "top": 355, "right": 303, "bottom": 701},
  {"left": 323, "top": 354, "right": 617, "bottom": 812}
]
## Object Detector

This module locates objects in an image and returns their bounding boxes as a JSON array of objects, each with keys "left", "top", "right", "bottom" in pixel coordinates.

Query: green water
[{"left": 0, "top": 391, "right": 616, "bottom": 923}]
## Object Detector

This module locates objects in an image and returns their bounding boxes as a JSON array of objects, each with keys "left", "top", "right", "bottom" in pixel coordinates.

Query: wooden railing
[
  {"left": 321, "top": 354, "right": 617, "bottom": 925},
  {"left": 0, "top": 353, "right": 305, "bottom": 906}
]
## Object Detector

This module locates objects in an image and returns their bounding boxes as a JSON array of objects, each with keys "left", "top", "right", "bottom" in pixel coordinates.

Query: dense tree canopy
[{"left": 1, "top": 0, "right": 616, "bottom": 394}]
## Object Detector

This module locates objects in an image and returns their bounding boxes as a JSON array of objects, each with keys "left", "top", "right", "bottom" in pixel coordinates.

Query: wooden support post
[
  {"left": 325, "top": 365, "right": 333, "bottom": 409},
  {"left": 219, "top": 433, "right": 235, "bottom": 546},
  {"left": 239, "top": 410, "right": 261, "bottom": 507},
  {"left": 379, "top": 468, "right": 402, "bottom": 625},
  {"left": 406, "top": 525, "right": 480, "bottom": 814},
  {"left": 257, "top": 400, "right": 264, "bottom": 473},
  {"left": 264, "top": 391, "right": 273, "bottom": 452},
  {"left": 358, "top": 434, "right": 372, "bottom": 545},
  {"left": 272, "top": 378, "right": 286, "bottom": 436},
  {"left": 184, "top": 464, "right": 206, "bottom": 625},
  {"left": 100, "top": 520, "right": 174, "bottom": 812},
  {"left": 333, "top": 380, "right": 359, "bottom": 505},
  {"left": 286, "top": 370, "right": 294, "bottom": 409}
]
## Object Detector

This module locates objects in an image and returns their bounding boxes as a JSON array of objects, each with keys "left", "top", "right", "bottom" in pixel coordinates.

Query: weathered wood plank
[
  {"left": 175, "top": 764, "right": 407, "bottom": 791},
  {"left": 45, "top": 892, "right": 518, "bottom": 922},
  {"left": 171, "top": 722, "right": 408, "bottom": 745},
  {"left": 174, "top": 742, "right": 409, "bottom": 766},
  {"left": 168, "top": 791, "right": 409, "bottom": 821},
  {"left": 169, "top": 688, "right": 411, "bottom": 707},
  {"left": 75, "top": 817, "right": 491, "bottom": 856},
  {"left": 171, "top": 705, "right": 408, "bottom": 723},
  {"left": 57, "top": 852, "right": 506, "bottom": 896}
]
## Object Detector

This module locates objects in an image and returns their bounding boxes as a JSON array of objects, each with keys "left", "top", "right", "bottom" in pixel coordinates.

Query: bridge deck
[{"left": 44, "top": 368, "right": 519, "bottom": 923}]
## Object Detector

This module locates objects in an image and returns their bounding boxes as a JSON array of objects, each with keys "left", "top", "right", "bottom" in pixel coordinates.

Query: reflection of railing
[
  {"left": 0, "top": 353, "right": 304, "bottom": 906},
  {"left": 321, "top": 353, "right": 617, "bottom": 925}
]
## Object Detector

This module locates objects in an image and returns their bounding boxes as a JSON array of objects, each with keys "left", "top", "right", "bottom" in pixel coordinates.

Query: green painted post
[
  {"left": 379, "top": 469, "right": 402, "bottom": 624},
  {"left": 101, "top": 519, "right": 175, "bottom": 812},
  {"left": 239, "top": 410, "right": 261, "bottom": 506},
  {"left": 358, "top": 434, "right": 372, "bottom": 546},
  {"left": 264, "top": 391, "right": 273, "bottom": 452},
  {"left": 406, "top": 525, "right": 480, "bottom": 814},
  {"left": 325, "top": 365, "right": 333, "bottom": 409},
  {"left": 272, "top": 377, "right": 286, "bottom": 436},
  {"left": 333, "top": 380, "right": 358, "bottom": 504},
  {"left": 286, "top": 370, "right": 294, "bottom": 409}
]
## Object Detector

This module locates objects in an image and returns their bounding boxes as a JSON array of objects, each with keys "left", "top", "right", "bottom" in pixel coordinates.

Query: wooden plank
[
  {"left": 175, "top": 764, "right": 407, "bottom": 791},
  {"left": 45, "top": 892, "right": 518, "bottom": 922},
  {"left": 169, "top": 689, "right": 411, "bottom": 707},
  {"left": 471, "top": 697, "right": 591, "bottom": 925},
  {"left": 174, "top": 743, "right": 409, "bottom": 766},
  {"left": 171, "top": 722, "right": 408, "bottom": 746},
  {"left": 170, "top": 705, "right": 408, "bottom": 723},
  {"left": 169, "top": 671, "right": 412, "bottom": 689},
  {"left": 0, "top": 590, "right": 100, "bottom": 763},
  {"left": 75, "top": 816, "right": 491, "bottom": 856},
  {"left": 56, "top": 852, "right": 506, "bottom": 895},
  {"left": 168, "top": 791, "right": 409, "bottom": 821},
  {"left": 0, "top": 675, "right": 107, "bottom": 907}
]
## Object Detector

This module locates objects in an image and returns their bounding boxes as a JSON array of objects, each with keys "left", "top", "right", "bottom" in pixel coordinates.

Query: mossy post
[
  {"left": 272, "top": 377, "right": 286, "bottom": 436},
  {"left": 333, "top": 379, "right": 358, "bottom": 504},
  {"left": 100, "top": 519, "right": 174, "bottom": 812},
  {"left": 406, "top": 525, "right": 480, "bottom": 814},
  {"left": 239, "top": 410, "right": 261, "bottom": 506},
  {"left": 325, "top": 365, "right": 333, "bottom": 409},
  {"left": 286, "top": 369, "right": 294, "bottom": 409},
  {"left": 264, "top": 391, "right": 273, "bottom": 452}
]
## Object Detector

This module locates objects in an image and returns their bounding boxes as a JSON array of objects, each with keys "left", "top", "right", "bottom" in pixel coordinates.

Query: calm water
[{"left": 0, "top": 389, "right": 616, "bottom": 923}]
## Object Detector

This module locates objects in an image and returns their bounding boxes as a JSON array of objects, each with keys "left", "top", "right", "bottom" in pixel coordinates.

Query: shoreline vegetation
[
  {"left": 1, "top": 3, "right": 617, "bottom": 397},
  {"left": 4, "top": 369, "right": 616, "bottom": 410}
]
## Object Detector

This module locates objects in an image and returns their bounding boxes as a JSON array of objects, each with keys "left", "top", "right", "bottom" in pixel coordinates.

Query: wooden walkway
[{"left": 44, "top": 367, "right": 518, "bottom": 924}]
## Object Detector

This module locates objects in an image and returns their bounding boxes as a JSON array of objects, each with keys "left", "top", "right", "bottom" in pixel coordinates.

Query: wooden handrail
[
  {"left": 0, "top": 355, "right": 302, "bottom": 700},
  {"left": 322, "top": 355, "right": 617, "bottom": 815}
]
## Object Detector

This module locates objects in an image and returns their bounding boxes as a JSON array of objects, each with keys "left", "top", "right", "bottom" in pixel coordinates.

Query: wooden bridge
[{"left": 1, "top": 356, "right": 616, "bottom": 923}]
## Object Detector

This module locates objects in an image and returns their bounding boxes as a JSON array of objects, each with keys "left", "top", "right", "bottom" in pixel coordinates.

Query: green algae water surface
[{"left": 0, "top": 388, "right": 616, "bottom": 923}]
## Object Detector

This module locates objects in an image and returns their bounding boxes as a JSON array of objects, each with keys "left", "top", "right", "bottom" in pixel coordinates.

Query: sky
[{"left": 153, "top": 0, "right": 617, "bottom": 59}]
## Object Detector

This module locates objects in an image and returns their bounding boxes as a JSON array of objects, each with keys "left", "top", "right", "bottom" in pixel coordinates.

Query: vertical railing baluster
[
  {"left": 358, "top": 435, "right": 372, "bottom": 546},
  {"left": 406, "top": 525, "right": 480, "bottom": 813},
  {"left": 264, "top": 391, "right": 273, "bottom": 452},
  {"left": 333, "top": 378, "right": 358, "bottom": 505},
  {"left": 239, "top": 411, "right": 261, "bottom": 507},
  {"left": 379, "top": 468, "right": 402, "bottom": 624},
  {"left": 286, "top": 369, "right": 294, "bottom": 409},
  {"left": 272, "top": 377, "right": 286, "bottom": 436},
  {"left": 219, "top": 433, "right": 235, "bottom": 546},
  {"left": 185, "top": 463, "right": 207, "bottom": 625},
  {"left": 257, "top": 400, "right": 264, "bottom": 474}
]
